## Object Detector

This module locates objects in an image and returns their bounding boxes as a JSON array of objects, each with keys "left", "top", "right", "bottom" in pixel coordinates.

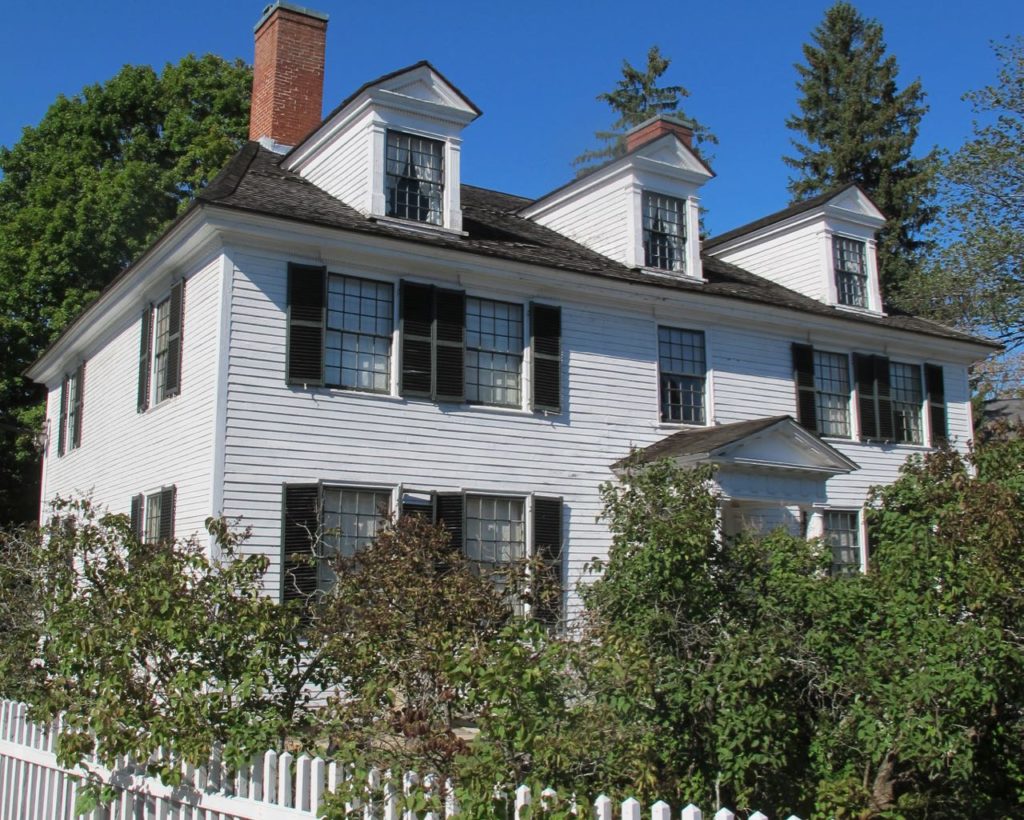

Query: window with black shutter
[
  {"left": 435, "top": 493, "right": 465, "bottom": 552},
  {"left": 434, "top": 289, "right": 465, "bottom": 402},
  {"left": 136, "top": 485, "right": 176, "bottom": 544},
  {"left": 158, "top": 486, "right": 176, "bottom": 541},
  {"left": 287, "top": 264, "right": 327, "bottom": 386},
  {"left": 925, "top": 364, "right": 947, "bottom": 446},
  {"left": 162, "top": 281, "right": 184, "bottom": 399},
  {"left": 130, "top": 494, "right": 144, "bottom": 540},
  {"left": 281, "top": 484, "right": 320, "bottom": 604},
  {"left": 70, "top": 363, "right": 84, "bottom": 450},
  {"left": 792, "top": 343, "right": 818, "bottom": 433},
  {"left": 531, "top": 304, "right": 561, "bottom": 412},
  {"left": 399, "top": 282, "right": 466, "bottom": 402},
  {"left": 57, "top": 377, "right": 69, "bottom": 457},
  {"left": 793, "top": 343, "right": 853, "bottom": 438},
  {"left": 854, "top": 353, "right": 892, "bottom": 441},
  {"left": 532, "top": 497, "right": 564, "bottom": 629},
  {"left": 137, "top": 306, "right": 152, "bottom": 412}
]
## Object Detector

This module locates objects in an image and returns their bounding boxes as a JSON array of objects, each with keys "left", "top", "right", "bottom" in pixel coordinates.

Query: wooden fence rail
[{"left": 0, "top": 698, "right": 799, "bottom": 820}]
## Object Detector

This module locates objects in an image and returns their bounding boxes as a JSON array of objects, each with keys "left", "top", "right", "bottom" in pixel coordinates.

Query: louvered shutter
[
  {"left": 281, "top": 484, "right": 320, "bottom": 604},
  {"left": 130, "top": 494, "right": 144, "bottom": 540},
  {"left": 400, "top": 281, "right": 434, "bottom": 396},
  {"left": 531, "top": 304, "right": 562, "bottom": 412},
  {"left": 435, "top": 493, "right": 464, "bottom": 552},
  {"left": 532, "top": 497, "right": 564, "bottom": 629},
  {"left": 925, "top": 364, "right": 947, "bottom": 445},
  {"left": 792, "top": 343, "right": 817, "bottom": 433},
  {"left": 158, "top": 486, "right": 176, "bottom": 541},
  {"left": 853, "top": 353, "right": 879, "bottom": 440},
  {"left": 286, "top": 263, "right": 327, "bottom": 385},
  {"left": 137, "top": 306, "right": 153, "bottom": 412},
  {"left": 434, "top": 288, "right": 465, "bottom": 402},
  {"left": 163, "top": 281, "right": 185, "bottom": 397},
  {"left": 57, "top": 377, "right": 69, "bottom": 456},
  {"left": 71, "top": 362, "right": 85, "bottom": 449},
  {"left": 874, "top": 356, "right": 893, "bottom": 441}
]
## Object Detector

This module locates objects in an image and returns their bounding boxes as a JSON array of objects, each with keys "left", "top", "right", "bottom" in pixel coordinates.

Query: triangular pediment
[
  {"left": 634, "top": 133, "right": 714, "bottom": 179},
  {"left": 711, "top": 418, "right": 857, "bottom": 475},
  {"left": 825, "top": 185, "right": 886, "bottom": 225},
  {"left": 375, "top": 64, "right": 480, "bottom": 116}
]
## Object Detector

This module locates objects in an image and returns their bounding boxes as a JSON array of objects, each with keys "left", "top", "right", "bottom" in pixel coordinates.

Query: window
[
  {"left": 890, "top": 362, "right": 923, "bottom": 444},
  {"left": 130, "top": 486, "right": 176, "bottom": 543},
  {"left": 466, "top": 298, "right": 524, "bottom": 406},
  {"left": 813, "top": 350, "right": 852, "bottom": 438},
  {"left": 643, "top": 192, "right": 686, "bottom": 272},
  {"left": 318, "top": 487, "right": 392, "bottom": 590},
  {"left": 57, "top": 363, "right": 85, "bottom": 456},
  {"left": 385, "top": 131, "right": 444, "bottom": 225},
  {"left": 465, "top": 495, "right": 527, "bottom": 578},
  {"left": 833, "top": 236, "right": 868, "bottom": 308},
  {"left": 326, "top": 274, "right": 393, "bottom": 392},
  {"left": 825, "top": 510, "right": 861, "bottom": 576},
  {"left": 658, "top": 326, "right": 706, "bottom": 424},
  {"left": 137, "top": 280, "right": 184, "bottom": 412}
]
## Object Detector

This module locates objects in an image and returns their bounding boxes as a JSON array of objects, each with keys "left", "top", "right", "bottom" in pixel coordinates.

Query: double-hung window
[
  {"left": 57, "top": 363, "right": 85, "bottom": 456},
  {"left": 833, "top": 237, "right": 868, "bottom": 308},
  {"left": 824, "top": 510, "right": 861, "bottom": 576},
  {"left": 658, "top": 326, "right": 706, "bottom": 424},
  {"left": 813, "top": 350, "right": 852, "bottom": 438},
  {"left": 137, "top": 281, "right": 184, "bottom": 412},
  {"left": 318, "top": 486, "right": 392, "bottom": 590},
  {"left": 385, "top": 131, "right": 444, "bottom": 225},
  {"left": 642, "top": 192, "right": 686, "bottom": 272},
  {"left": 465, "top": 298, "right": 524, "bottom": 407},
  {"left": 130, "top": 486, "right": 176, "bottom": 544},
  {"left": 325, "top": 274, "right": 393, "bottom": 392},
  {"left": 890, "top": 362, "right": 923, "bottom": 444}
]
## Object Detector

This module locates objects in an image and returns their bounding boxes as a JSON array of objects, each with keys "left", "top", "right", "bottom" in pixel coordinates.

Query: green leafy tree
[
  {"left": 785, "top": 2, "right": 938, "bottom": 298},
  {"left": 899, "top": 38, "right": 1024, "bottom": 365},
  {"left": 574, "top": 46, "right": 716, "bottom": 174},
  {"left": 0, "top": 54, "right": 251, "bottom": 525}
]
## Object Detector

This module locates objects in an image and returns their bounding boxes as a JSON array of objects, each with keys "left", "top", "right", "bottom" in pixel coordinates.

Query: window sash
[
  {"left": 152, "top": 297, "right": 172, "bottom": 403},
  {"left": 643, "top": 192, "right": 686, "bottom": 272},
  {"left": 319, "top": 487, "right": 391, "bottom": 591},
  {"left": 325, "top": 274, "right": 393, "bottom": 393},
  {"left": 465, "top": 297, "right": 523, "bottom": 407},
  {"left": 144, "top": 492, "right": 162, "bottom": 544},
  {"left": 890, "top": 362, "right": 923, "bottom": 444},
  {"left": 825, "top": 510, "right": 861, "bottom": 575},
  {"left": 658, "top": 326, "right": 706, "bottom": 423},
  {"left": 834, "top": 237, "right": 868, "bottom": 308},
  {"left": 813, "top": 351, "right": 851, "bottom": 438},
  {"left": 385, "top": 131, "right": 444, "bottom": 225}
]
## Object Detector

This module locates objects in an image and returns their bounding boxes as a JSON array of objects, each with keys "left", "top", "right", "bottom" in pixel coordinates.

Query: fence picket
[
  {"left": 714, "top": 809, "right": 736, "bottom": 820},
  {"left": 621, "top": 796, "right": 641, "bottom": 820},
  {"left": 681, "top": 804, "right": 704, "bottom": 820}
]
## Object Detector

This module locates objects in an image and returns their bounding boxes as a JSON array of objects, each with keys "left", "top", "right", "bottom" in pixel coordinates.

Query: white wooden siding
[
  {"left": 530, "top": 182, "right": 632, "bottom": 266},
  {"left": 39, "top": 255, "right": 225, "bottom": 541},
  {"left": 297, "top": 110, "right": 374, "bottom": 214},
  {"left": 713, "top": 221, "right": 827, "bottom": 302}
]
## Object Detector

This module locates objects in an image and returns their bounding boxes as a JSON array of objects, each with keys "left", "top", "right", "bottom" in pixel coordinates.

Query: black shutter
[
  {"left": 164, "top": 280, "right": 185, "bottom": 397},
  {"left": 925, "top": 364, "right": 947, "bottom": 445},
  {"left": 435, "top": 493, "right": 464, "bottom": 552},
  {"left": 71, "top": 362, "right": 85, "bottom": 449},
  {"left": 400, "top": 281, "right": 434, "bottom": 396},
  {"left": 434, "top": 288, "right": 465, "bottom": 402},
  {"left": 532, "top": 497, "right": 564, "bottom": 628},
  {"left": 874, "top": 356, "right": 893, "bottom": 441},
  {"left": 158, "top": 486, "right": 176, "bottom": 541},
  {"left": 792, "top": 343, "right": 818, "bottom": 433},
  {"left": 853, "top": 353, "right": 879, "bottom": 440},
  {"left": 130, "top": 494, "right": 144, "bottom": 540},
  {"left": 531, "top": 304, "right": 562, "bottom": 412},
  {"left": 281, "top": 484, "right": 320, "bottom": 604},
  {"left": 286, "top": 263, "right": 327, "bottom": 386},
  {"left": 57, "top": 377, "right": 69, "bottom": 457},
  {"left": 137, "top": 306, "right": 153, "bottom": 412}
]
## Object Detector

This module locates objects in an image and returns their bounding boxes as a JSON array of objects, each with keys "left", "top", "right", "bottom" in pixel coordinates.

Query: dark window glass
[
  {"left": 643, "top": 192, "right": 686, "bottom": 272},
  {"left": 386, "top": 131, "right": 444, "bottom": 225},
  {"left": 890, "top": 362, "right": 923, "bottom": 444},
  {"left": 834, "top": 237, "right": 868, "bottom": 308},
  {"left": 658, "top": 326, "right": 705, "bottom": 423}
]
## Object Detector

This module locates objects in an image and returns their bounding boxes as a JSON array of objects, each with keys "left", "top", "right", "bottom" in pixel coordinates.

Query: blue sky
[{"left": 1, "top": 0, "right": 1020, "bottom": 235}]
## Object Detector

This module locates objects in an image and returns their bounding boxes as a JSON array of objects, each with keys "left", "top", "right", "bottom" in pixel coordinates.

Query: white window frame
[
  {"left": 813, "top": 349, "right": 852, "bottom": 439},
  {"left": 824, "top": 509, "right": 863, "bottom": 576},
  {"left": 324, "top": 272, "right": 394, "bottom": 394},
  {"left": 657, "top": 324, "right": 708, "bottom": 425}
]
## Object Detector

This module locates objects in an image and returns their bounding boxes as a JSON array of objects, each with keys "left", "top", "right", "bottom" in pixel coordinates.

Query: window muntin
[
  {"left": 643, "top": 192, "right": 686, "bottom": 272},
  {"left": 813, "top": 350, "right": 851, "bottom": 438},
  {"left": 833, "top": 237, "right": 868, "bottom": 308},
  {"left": 825, "top": 510, "right": 861, "bottom": 576},
  {"left": 465, "top": 495, "right": 526, "bottom": 605},
  {"left": 385, "top": 131, "right": 444, "bottom": 225},
  {"left": 325, "top": 274, "right": 393, "bottom": 393},
  {"left": 152, "top": 297, "right": 172, "bottom": 404},
  {"left": 890, "top": 362, "right": 923, "bottom": 444},
  {"left": 319, "top": 487, "right": 391, "bottom": 590},
  {"left": 144, "top": 491, "right": 163, "bottom": 544},
  {"left": 658, "top": 326, "right": 706, "bottom": 424},
  {"left": 465, "top": 298, "right": 524, "bottom": 407}
]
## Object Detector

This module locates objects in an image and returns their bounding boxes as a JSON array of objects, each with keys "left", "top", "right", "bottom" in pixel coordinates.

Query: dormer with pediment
[
  {"left": 282, "top": 61, "right": 481, "bottom": 233},
  {"left": 704, "top": 183, "right": 887, "bottom": 314},
  {"left": 520, "top": 117, "right": 715, "bottom": 281}
]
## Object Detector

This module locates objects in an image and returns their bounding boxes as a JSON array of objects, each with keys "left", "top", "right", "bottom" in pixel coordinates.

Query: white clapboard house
[{"left": 28, "top": 3, "right": 996, "bottom": 622}]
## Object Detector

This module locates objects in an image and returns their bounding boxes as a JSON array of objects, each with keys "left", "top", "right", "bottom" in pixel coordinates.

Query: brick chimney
[
  {"left": 249, "top": 2, "right": 329, "bottom": 150},
  {"left": 625, "top": 115, "right": 694, "bottom": 152}
]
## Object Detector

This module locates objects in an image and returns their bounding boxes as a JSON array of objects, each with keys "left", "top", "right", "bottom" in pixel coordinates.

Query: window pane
[
  {"left": 326, "top": 274, "right": 393, "bottom": 393},
  {"left": 890, "top": 362, "right": 923, "bottom": 444},
  {"left": 658, "top": 326, "right": 705, "bottom": 423},
  {"left": 385, "top": 131, "right": 444, "bottom": 225},
  {"left": 834, "top": 237, "right": 868, "bottom": 307},
  {"left": 813, "top": 350, "right": 850, "bottom": 437},
  {"left": 319, "top": 487, "right": 391, "bottom": 590},
  {"left": 465, "top": 297, "right": 523, "bottom": 406},
  {"left": 825, "top": 510, "right": 861, "bottom": 575},
  {"left": 643, "top": 192, "right": 686, "bottom": 272}
]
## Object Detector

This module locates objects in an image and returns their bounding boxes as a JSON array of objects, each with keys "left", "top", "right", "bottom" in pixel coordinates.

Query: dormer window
[
  {"left": 385, "top": 131, "right": 444, "bottom": 225},
  {"left": 833, "top": 236, "right": 868, "bottom": 308},
  {"left": 642, "top": 192, "right": 686, "bottom": 272}
]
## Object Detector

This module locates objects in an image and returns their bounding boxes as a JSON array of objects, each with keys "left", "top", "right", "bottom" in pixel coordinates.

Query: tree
[
  {"left": 574, "top": 46, "right": 716, "bottom": 174},
  {"left": 785, "top": 2, "right": 939, "bottom": 298},
  {"left": 0, "top": 54, "right": 251, "bottom": 526},
  {"left": 899, "top": 38, "right": 1024, "bottom": 365}
]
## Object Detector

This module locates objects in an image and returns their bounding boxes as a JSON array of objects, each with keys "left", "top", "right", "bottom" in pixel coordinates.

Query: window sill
[
  {"left": 639, "top": 266, "right": 706, "bottom": 284},
  {"left": 833, "top": 303, "right": 885, "bottom": 317},
  {"left": 370, "top": 215, "right": 468, "bottom": 238},
  {"left": 658, "top": 420, "right": 708, "bottom": 430}
]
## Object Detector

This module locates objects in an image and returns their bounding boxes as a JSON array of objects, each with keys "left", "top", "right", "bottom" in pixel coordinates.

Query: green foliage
[
  {"left": 785, "top": 2, "right": 939, "bottom": 298},
  {"left": 574, "top": 46, "right": 716, "bottom": 174},
  {"left": 0, "top": 54, "right": 251, "bottom": 525},
  {"left": 899, "top": 38, "right": 1024, "bottom": 363}
]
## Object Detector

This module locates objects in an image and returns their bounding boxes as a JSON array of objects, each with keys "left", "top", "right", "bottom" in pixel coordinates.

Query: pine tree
[
  {"left": 574, "top": 46, "right": 716, "bottom": 175},
  {"left": 785, "top": 2, "right": 938, "bottom": 298}
]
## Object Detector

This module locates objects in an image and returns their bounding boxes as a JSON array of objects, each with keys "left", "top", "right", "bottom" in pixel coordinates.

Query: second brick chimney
[
  {"left": 624, "top": 115, "right": 694, "bottom": 153},
  {"left": 249, "top": 2, "right": 329, "bottom": 150}
]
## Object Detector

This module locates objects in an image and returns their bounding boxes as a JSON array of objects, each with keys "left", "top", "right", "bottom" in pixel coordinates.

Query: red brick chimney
[
  {"left": 625, "top": 115, "right": 694, "bottom": 152},
  {"left": 249, "top": 2, "right": 329, "bottom": 149}
]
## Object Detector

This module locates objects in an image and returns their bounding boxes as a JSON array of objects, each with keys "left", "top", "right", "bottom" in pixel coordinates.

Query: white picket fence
[{"left": 0, "top": 699, "right": 800, "bottom": 820}]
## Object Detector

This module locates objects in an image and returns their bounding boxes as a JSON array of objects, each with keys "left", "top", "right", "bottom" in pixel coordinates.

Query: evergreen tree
[
  {"left": 574, "top": 46, "right": 716, "bottom": 174},
  {"left": 785, "top": 2, "right": 938, "bottom": 298}
]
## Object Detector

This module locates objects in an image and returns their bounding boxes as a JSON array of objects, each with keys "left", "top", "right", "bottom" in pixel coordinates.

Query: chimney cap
[{"left": 254, "top": 1, "right": 329, "bottom": 32}]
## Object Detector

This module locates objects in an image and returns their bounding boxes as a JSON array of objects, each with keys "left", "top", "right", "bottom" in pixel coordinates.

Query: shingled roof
[{"left": 196, "top": 144, "right": 991, "bottom": 348}]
